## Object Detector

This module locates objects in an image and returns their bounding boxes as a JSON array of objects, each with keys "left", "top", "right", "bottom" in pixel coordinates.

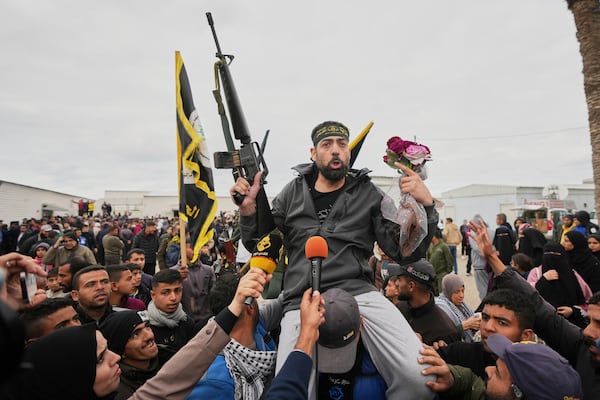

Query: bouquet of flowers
[
  {"left": 383, "top": 136, "right": 432, "bottom": 257},
  {"left": 383, "top": 136, "right": 431, "bottom": 179}
]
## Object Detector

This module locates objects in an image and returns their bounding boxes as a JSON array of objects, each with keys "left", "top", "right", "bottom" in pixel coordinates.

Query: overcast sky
[{"left": 0, "top": 1, "right": 592, "bottom": 202}]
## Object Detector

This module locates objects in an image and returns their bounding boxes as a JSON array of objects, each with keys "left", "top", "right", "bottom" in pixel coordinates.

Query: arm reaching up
[{"left": 468, "top": 219, "right": 506, "bottom": 276}]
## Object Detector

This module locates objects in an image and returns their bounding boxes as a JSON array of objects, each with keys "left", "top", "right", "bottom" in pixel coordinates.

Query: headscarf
[
  {"left": 441, "top": 274, "right": 464, "bottom": 300},
  {"left": 574, "top": 210, "right": 591, "bottom": 226},
  {"left": 436, "top": 275, "right": 475, "bottom": 341},
  {"left": 588, "top": 234, "right": 600, "bottom": 261},
  {"left": 518, "top": 223, "right": 531, "bottom": 234},
  {"left": 564, "top": 230, "right": 600, "bottom": 292},
  {"left": 535, "top": 243, "right": 584, "bottom": 308},
  {"left": 518, "top": 228, "right": 547, "bottom": 267},
  {"left": 20, "top": 323, "right": 112, "bottom": 400},
  {"left": 565, "top": 230, "right": 597, "bottom": 267}
]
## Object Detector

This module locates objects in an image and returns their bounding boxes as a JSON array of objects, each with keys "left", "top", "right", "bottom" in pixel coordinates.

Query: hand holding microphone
[
  {"left": 305, "top": 236, "right": 328, "bottom": 292},
  {"left": 243, "top": 233, "right": 283, "bottom": 305}
]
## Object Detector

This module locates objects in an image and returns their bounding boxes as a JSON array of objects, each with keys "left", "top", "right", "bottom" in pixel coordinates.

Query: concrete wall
[{"left": 0, "top": 181, "right": 80, "bottom": 222}]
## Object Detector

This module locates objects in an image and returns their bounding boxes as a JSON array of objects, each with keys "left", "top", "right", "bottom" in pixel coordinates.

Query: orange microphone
[
  {"left": 244, "top": 233, "right": 283, "bottom": 305},
  {"left": 305, "top": 236, "right": 328, "bottom": 292}
]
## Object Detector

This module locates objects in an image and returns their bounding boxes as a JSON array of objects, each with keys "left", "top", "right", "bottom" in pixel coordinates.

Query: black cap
[{"left": 397, "top": 259, "right": 436, "bottom": 287}]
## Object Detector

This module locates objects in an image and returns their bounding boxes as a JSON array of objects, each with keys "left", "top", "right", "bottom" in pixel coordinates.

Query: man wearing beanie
[
  {"left": 420, "top": 334, "right": 583, "bottom": 400},
  {"left": 232, "top": 120, "right": 439, "bottom": 399},
  {"left": 100, "top": 310, "right": 161, "bottom": 400},
  {"left": 43, "top": 230, "right": 96, "bottom": 267}
]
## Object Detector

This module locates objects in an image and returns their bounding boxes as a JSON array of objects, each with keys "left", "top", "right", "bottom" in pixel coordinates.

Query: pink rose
[{"left": 404, "top": 144, "right": 431, "bottom": 166}]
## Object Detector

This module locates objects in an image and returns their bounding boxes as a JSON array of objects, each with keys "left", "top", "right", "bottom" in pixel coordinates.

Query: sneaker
[{"left": 465, "top": 272, "right": 472, "bottom": 276}]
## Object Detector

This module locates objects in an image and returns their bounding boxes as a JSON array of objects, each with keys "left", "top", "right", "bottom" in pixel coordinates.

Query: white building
[
  {"left": 0, "top": 180, "right": 81, "bottom": 222},
  {"left": 439, "top": 182, "right": 595, "bottom": 225}
]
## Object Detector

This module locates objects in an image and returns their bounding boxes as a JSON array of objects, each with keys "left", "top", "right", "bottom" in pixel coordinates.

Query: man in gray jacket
[{"left": 231, "top": 120, "right": 438, "bottom": 399}]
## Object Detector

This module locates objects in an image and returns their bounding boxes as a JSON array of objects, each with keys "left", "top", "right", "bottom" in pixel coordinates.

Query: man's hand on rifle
[{"left": 231, "top": 171, "right": 262, "bottom": 215}]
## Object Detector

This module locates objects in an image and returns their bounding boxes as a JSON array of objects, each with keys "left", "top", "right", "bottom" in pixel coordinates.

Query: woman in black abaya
[{"left": 563, "top": 230, "right": 600, "bottom": 293}]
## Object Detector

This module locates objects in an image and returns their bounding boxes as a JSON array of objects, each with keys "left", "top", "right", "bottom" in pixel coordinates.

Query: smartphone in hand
[{"left": 20, "top": 272, "right": 37, "bottom": 303}]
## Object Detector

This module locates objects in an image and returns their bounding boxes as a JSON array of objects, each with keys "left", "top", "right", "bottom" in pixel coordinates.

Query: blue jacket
[
  {"left": 319, "top": 343, "right": 387, "bottom": 399},
  {"left": 265, "top": 351, "right": 312, "bottom": 400},
  {"left": 185, "top": 318, "right": 277, "bottom": 400}
]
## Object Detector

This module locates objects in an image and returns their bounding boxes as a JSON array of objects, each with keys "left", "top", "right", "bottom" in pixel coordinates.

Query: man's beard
[
  {"left": 397, "top": 292, "right": 411, "bottom": 302},
  {"left": 316, "top": 156, "right": 349, "bottom": 182}
]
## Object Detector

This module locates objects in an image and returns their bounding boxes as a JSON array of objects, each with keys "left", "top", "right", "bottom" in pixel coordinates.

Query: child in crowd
[
  {"left": 127, "top": 263, "right": 151, "bottom": 306},
  {"left": 107, "top": 265, "right": 146, "bottom": 311},
  {"left": 33, "top": 242, "right": 50, "bottom": 271},
  {"left": 45, "top": 268, "right": 67, "bottom": 299}
]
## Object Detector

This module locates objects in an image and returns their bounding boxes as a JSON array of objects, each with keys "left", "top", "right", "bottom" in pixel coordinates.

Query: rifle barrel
[{"left": 206, "top": 12, "right": 223, "bottom": 57}]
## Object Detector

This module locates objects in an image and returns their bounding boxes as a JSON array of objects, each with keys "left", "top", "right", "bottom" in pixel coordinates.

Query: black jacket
[
  {"left": 115, "top": 358, "right": 161, "bottom": 400},
  {"left": 438, "top": 341, "right": 495, "bottom": 380},
  {"left": 396, "top": 295, "right": 462, "bottom": 346},
  {"left": 133, "top": 232, "right": 159, "bottom": 264}
]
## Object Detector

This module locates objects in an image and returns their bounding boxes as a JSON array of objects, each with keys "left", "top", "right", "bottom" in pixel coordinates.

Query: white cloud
[{"left": 0, "top": 0, "right": 591, "bottom": 203}]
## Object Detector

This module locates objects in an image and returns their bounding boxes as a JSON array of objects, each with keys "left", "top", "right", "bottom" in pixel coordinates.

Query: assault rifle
[{"left": 207, "top": 12, "right": 275, "bottom": 236}]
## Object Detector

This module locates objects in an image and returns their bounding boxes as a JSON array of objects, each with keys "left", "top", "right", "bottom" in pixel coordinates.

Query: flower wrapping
[{"left": 383, "top": 136, "right": 432, "bottom": 257}]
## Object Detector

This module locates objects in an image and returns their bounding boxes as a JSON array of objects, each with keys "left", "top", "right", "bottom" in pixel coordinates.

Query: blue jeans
[{"left": 448, "top": 245, "right": 458, "bottom": 274}]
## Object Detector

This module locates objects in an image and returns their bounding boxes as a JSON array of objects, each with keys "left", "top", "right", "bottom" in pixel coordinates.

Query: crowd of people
[{"left": 0, "top": 120, "right": 598, "bottom": 399}]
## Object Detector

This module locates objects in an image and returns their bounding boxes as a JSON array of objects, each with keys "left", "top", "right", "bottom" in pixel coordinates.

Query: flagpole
[{"left": 179, "top": 218, "right": 187, "bottom": 267}]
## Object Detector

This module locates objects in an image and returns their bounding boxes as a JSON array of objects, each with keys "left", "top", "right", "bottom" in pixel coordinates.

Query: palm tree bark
[{"left": 567, "top": 0, "right": 600, "bottom": 214}]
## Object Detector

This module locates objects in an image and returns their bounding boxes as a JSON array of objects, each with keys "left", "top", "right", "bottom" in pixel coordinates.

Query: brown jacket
[{"left": 443, "top": 223, "right": 463, "bottom": 246}]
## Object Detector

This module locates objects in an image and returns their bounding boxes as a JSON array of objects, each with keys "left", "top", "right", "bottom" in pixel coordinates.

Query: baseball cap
[
  {"left": 317, "top": 288, "right": 361, "bottom": 374},
  {"left": 99, "top": 311, "right": 149, "bottom": 356},
  {"left": 486, "top": 334, "right": 583, "bottom": 400},
  {"left": 397, "top": 259, "right": 436, "bottom": 287},
  {"left": 41, "top": 224, "right": 53, "bottom": 232}
]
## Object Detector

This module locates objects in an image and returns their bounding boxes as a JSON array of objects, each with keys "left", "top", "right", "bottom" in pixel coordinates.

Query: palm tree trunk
[{"left": 568, "top": 0, "right": 600, "bottom": 214}]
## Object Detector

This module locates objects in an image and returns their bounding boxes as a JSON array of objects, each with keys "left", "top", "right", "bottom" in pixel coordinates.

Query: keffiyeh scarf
[{"left": 223, "top": 338, "right": 277, "bottom": 400}]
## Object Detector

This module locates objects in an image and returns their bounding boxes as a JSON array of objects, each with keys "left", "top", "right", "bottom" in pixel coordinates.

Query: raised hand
[
  {"left": 295, "top": 288, "right": 325, "bottom": 356},
  {"left": 396, "top": 163, "right": 434, "bottom": 206},
  {"left": 228, "top": 267, "right": 270, "bottom": 316},
  {"left": 468, "top": 219, "right": 495, "bottom": 258}
]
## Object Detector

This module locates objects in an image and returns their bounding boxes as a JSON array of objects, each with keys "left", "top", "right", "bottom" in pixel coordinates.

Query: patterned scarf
[
  {"left": 146, "top": 301, "right": 187, "bottom": 328},
  {"left": 438, "top": 294, "right": 473, "bottom": 322},
  {"left": 223, "top": 338, "right": 277, "bottom": 400}
]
